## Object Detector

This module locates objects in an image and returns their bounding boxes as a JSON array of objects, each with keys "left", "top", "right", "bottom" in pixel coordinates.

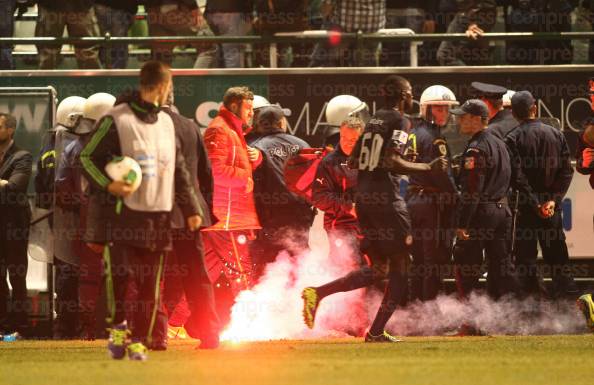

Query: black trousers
[
  {"left": 454, "top": 203, "right": 519, "bottom": 300},
  {"left": 162, "top": 231, "right": 220, "bottom": 339},
  {"left": 0, "top": 223, "right": 28, "bottom": 332},
  {"left": 104, "top": 243, "right": 165, "bottom": 343},
  {"left": 250, "top": 226, "right": 310, "bottom": 281},
  {"left": 54, "top": 258, "right": 79, "bottom": 338},
  {"left": 515, "top": 208, "right": 574, "bottom": 296},
  {"left": 407, "top": 193, "right": 454, "bottom": 301}
]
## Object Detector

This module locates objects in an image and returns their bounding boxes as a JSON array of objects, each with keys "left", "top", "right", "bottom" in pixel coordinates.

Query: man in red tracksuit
[{"left": 202, "top": 86, "right": 262, "bottom": 325}]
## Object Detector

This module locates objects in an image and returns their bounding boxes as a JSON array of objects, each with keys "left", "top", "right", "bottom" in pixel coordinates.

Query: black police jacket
[
  {"left": 505, "top": 119, "right": 574, "bottom": 210},
  {"left": 249, "top": 129, "right": 314, "bottom": 230},
  {"left": 488, "top": 109, "right": 518, "bottom": 140},
  {"left": 456, "top": 130, "right": 511, "bottom": 229},
  {"left": 312, "top": 145, "right": 359, "bottom": 232},
  {"left": 0, "top": 143, "right": 32, "bottom": 230}
]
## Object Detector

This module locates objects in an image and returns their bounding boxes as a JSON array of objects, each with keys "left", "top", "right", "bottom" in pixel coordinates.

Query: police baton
[{"left": 510, "top": 189, "right": 520, "bottom": 264}]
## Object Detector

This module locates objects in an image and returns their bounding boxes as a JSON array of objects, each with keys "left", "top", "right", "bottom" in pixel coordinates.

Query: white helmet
[
  {"left": 83, "top": 92, "right": 116, "bottom": 122},
  {"left": 56, "top": 96, "right": 86, "bottom": 128},
  {"left": 502, "top": 90, "right": 516, "bottom": 108},
  {"left": 420, "top": 85, "right": 458, "bottom": 107},
  {"left": 326, "top": 95, "right": 369, "bottom": 127},
  {"left": 253, "top": 95, "right": 271, "bottom": 110},
  {"left": 420, "top": 85, "right": 459, "bottom": 124},
  {"left": 104, "top": 156, "right": 142, "bottom": 193}
]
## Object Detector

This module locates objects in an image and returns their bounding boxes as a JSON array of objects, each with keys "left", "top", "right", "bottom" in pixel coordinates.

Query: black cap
[
  {"left": 471, "top": 81, "right": 507, "bottom": 99},
  {"left": 511, "top": 91, "right": 536, "bottom": 117},
  {"left": 256, "top": 105, "right": 285, "bottom": 129},
  {"left": 450, "top": 99, "right": 489, "bottom": 119}
]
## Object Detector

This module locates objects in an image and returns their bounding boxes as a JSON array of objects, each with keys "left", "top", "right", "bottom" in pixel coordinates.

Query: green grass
[{"left": 0, "top": 336, "right": 593, "bottom": 385}]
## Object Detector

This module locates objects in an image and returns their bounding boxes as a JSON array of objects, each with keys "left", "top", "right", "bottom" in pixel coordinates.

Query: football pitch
[{"left": 1, "top": 336, "right": 593, "bottom": 385}]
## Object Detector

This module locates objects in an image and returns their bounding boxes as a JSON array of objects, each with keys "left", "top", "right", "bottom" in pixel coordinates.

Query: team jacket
[
  {"left": 312, "top": 145, "right": 359, "bottom": 232},
  {"left": 163, "top": 106, "right": 216, "bottom": 230},
  {"left": 248, "top": 128, "right": 314, "bottom": 230},
  {"left": 203, "top": 105, "right": 261, "bottom": 231},
  {"left": 575, "top": 122, "right": 594, "bottom": 189},
  {"left": 505, "top": 119, "right": 574, "bottom": 211},
  {"left": 456, "top": 130, "right": 511, "bottom": 230},
  {"left": 80, "top": 91, "right": 202, "bottom": 251}
]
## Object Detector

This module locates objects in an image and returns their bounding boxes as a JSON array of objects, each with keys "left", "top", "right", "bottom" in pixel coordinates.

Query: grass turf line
[{"left": 0, "top": 336, "right": 593, "bottom": 385}]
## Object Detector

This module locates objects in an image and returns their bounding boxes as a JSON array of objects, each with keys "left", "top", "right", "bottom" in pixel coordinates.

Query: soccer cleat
[
  {"left": 301, "top": 287, "right": 320, "bottom": 329},
  {"left": 107, "top": 322, "right": 130, "bottom": 360},
  {"left": 577, "top": 294, "right": 594, "bottom": 331},
  {"left": 167, "top": 325, "right": 189, "bottom": 340},
  {"left": 127, "top": 342, "right": 149, "bottom": 361},
  {"left": 364, "top": 330, "right": 403, "bottom": 343}
]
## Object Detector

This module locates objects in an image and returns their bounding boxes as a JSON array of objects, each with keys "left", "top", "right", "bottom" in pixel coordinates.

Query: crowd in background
[{"left": 1, "top": 1, "right": 594, "bottom": 70}]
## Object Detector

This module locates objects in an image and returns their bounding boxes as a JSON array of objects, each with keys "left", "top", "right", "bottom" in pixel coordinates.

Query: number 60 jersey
[{"left": 353, "top": 108, "right": 412, "bottom": 207}]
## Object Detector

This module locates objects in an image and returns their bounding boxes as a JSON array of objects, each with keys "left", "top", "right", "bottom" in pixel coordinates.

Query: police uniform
[
  {"left": 451, "top": 100, "right": 519, "bottom": 299},
  {"left": 471, "top": 82, "right": 519, "bottom": 140},
  {"left": 504, "top": 91, "right": 576, "bottom": 297},
  {"left": 406, "top": 118, "right": 457, "bottom": 301}
]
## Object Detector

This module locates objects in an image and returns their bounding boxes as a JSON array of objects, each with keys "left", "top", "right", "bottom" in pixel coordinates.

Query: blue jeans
[
  {"left": 94, "top": 4, "right": 135, "bottom": 69},
  {"left": 0, "top": 0, "right": 15, "bottom": 70},
  {"left": 206, "top": 12, "right": 252, "bottom": 68}
]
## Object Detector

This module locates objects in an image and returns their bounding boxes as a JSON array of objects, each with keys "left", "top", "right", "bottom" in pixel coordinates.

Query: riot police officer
[{"left": 406, "top": 85, "right": 459, "bottom": 301}]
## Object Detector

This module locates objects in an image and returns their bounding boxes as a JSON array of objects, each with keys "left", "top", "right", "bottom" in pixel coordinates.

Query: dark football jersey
[{"left": 354, "top": 108, "right": 412, "bottom": 207}]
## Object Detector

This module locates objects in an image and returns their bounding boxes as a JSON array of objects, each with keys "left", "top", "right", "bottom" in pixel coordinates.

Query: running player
[{"left": 301, "top": 75, "right": 447, "bottom": 342}]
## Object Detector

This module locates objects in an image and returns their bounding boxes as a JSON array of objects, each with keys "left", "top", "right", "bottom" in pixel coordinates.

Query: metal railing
[{"left": 2, "top": 31, "right": 594, "bottom": 68}]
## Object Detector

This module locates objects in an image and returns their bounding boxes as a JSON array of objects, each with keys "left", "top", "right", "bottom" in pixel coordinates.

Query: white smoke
[
  {"left": 221, "top": 215, "right": 588, "bottom": 341},
  {"left": 220, "top": 219, "right": 369, "bottom": 342},
  {"left": 384, "top": 292, "right": 586, "bottom": 336}
]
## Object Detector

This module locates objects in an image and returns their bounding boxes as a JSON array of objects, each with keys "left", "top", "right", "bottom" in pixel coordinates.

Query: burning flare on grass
[{"left": 220, "top": 232, "right": 367, "bottom": 342}]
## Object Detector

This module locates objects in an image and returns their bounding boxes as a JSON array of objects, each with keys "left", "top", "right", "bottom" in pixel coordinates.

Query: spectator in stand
[
  {"left": 34, "top": 0, "right": 101, "bottom": 69},
  {"left": 382, "top": 1, "right": 437, "bottom": 66},
  {"left": 310, "top": 0, "right": 386, "bottom": 67},
  {"left": 204, "top": 0, "right": 253, "bottom": 68},
  {"left": 146, "top": 0, "right": 217, "bottom": 67},
  {"left": 253, "top": 0, "right": 308, "bottom": 67},
  {"left": 506, "top": 0, "right": 575, "bottom": 65},
  {"left": 0, "top": 0, "right": 16, "bottom": 70},
  {"left": 94, "top": 0, "right": 138, "bottom": 69},
  {"left": 436, "top": 0, "right": 497, "bottom": 66}
]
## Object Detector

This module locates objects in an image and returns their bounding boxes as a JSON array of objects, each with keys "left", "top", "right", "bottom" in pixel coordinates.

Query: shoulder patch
[
  {"left": 392, "top": 130, "right": 409, "bottom": 146},
  {"left": 433, "top": 138, "right": 447, "bottom": 156}
]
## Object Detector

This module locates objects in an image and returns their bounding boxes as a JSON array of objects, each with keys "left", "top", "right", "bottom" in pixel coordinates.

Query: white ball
[{"left": 104, "top": 156, "right": 142, "bottom": 192}]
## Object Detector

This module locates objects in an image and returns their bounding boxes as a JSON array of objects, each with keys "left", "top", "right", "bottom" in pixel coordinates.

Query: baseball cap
[
  {"left": 256, "top": 105, "right": 285, "bottom": 129},
  {"left": 450, "top": 99, "right": 489, "bottom": 119},
  {"left": 511, "top": 91, "right": 536, "bottom": 117}
]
